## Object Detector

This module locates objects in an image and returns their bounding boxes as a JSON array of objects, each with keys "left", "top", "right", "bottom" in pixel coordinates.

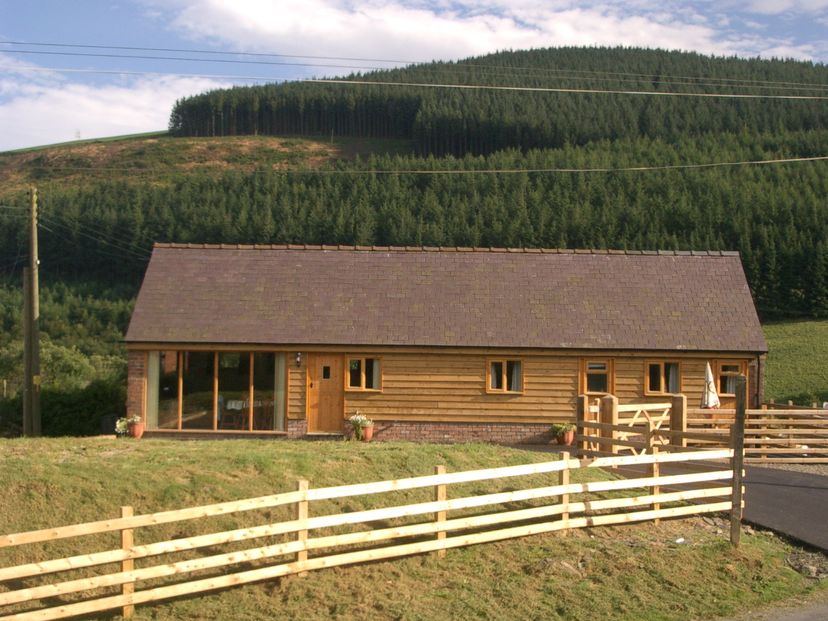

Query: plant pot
[
  {"left": 128, "top": 422, "right": 145, "bottom": 439},
  {"left": 557, "top": 430, "right": 575, "bottom": 446},
  {"left": 362, "top": 425, "right": 374, "bottom": 442}
]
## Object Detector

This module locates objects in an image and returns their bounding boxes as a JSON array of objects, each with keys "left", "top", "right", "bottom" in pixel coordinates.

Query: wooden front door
[{"left": 307, "top": 354, "right": 344, "bottom": 433}]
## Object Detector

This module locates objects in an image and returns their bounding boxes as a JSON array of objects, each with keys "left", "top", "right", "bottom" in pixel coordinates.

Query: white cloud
[
  {"left": 0, "top": 57, "right": 228, "bottom": 151},
  {"left": 145, "top": 0, "right": 822, "bottom": 68},
  {"left": 738, "top": 0, "right": 828, "bottom": 14}
]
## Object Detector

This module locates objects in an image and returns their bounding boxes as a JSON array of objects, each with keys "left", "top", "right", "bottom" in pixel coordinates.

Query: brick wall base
[
  {"left": 287, "top": 419, "right": 308, "bottom": 438},
  {"left": 368, "top": 420, "right": 555, "bottom": 445}
]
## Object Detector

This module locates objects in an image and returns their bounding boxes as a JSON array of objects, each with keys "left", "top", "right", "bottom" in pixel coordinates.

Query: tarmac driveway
[{"left": 743, "top": 466, "right": 828, "bottom": 551}]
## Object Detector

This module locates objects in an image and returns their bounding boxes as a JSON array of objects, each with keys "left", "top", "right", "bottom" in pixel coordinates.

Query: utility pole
[{"left": 23, "top": 186, "right": 41, "bottom": 436}]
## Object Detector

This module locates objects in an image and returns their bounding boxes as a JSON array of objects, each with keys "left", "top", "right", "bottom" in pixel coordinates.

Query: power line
[
  {"left": 39, "top": 212, "right": 152, "bottom": 258},
  {"left": 4, "top": 40, "right": 828, "bottom": 91},
  {"left": 3, "top": 48, "right": 383, "bottom": 73},
  {"left": 0, "top": 40, "right": 416, "bottom": 65},
  {"left": 37, "top": 222, "right": 149, "bottom": 264},
  {"left": 16, "top": 154, "right": 828, "bottom": 175},
  {"left": 38, "top": 215, "right": 151, "bottom": 260},
  {"left": 309, "top": 78, "right": 828, "bottom": 100}
]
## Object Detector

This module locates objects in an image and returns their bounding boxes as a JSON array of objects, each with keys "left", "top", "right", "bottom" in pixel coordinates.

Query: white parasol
[{"left": 701, "top": 362, "right": 720, "bottom": 409}]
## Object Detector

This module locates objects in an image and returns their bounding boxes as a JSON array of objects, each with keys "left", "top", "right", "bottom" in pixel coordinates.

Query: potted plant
[
  {"left": 348, "top": 412, "right": 375, "bottom": 442},
  {"left": 550, "top": 422, "right": 576, "bottom": 446},
  {"left": 116, "top": 415, "right": 145, "bottom": 439}
]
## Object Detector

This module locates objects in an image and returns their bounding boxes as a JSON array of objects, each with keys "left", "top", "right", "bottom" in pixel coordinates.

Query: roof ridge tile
[{"left": 150, "top": 242, "right": 740, "bottom": 257}]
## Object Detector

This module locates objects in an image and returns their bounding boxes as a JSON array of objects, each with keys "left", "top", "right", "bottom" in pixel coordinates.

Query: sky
[{"left": 1, "top": 0, "right": 827, "bottom": 152}]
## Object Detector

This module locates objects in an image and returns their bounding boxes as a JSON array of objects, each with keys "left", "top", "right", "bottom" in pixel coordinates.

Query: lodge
[{"left": 124, "top": 244, "right": 767, "bottom": 442}]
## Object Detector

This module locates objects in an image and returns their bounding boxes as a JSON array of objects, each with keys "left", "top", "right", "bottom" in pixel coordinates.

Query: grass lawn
[
  {"left": 0, "top": 438, "right": 824, "bottom": 620},
  {"left": 763, "top": 320, "right": 828, "bottom": 404}
]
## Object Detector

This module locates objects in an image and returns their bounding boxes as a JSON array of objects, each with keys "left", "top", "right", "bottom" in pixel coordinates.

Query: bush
[{"left": 0, "top": 375, "right": 125, "bottom": 437}]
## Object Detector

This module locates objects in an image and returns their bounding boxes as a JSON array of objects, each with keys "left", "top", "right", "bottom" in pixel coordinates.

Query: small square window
[
  {"left": 487, "top": 359, "right": 522, "bottom": 393},
  {"left": 346, "top": 357, "right": 382, "bottom": 391},
  {"left": 583, "top": 360, "right": 612, "bottom": 394},
  {"left": 717, "top": 361, "right": 744, "bottom": 396},
  {"left": 322, "top": 366, "right": 331, "bottom": 380},
  {"left": 645, "top": 361, "right": 680, "bottom": 395}
]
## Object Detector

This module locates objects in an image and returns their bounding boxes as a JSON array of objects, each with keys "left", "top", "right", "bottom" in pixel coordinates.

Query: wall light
[{"left": 295, "top": 352, "right": 302, "bottom": 368}]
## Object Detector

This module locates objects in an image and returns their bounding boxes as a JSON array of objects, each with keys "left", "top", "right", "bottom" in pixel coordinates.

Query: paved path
[
  {"left": 743, "top": 466, "right": 828, "bottom": 551},
  {"left": 716, "top": 589, "right": 828, "bottom": 621}
]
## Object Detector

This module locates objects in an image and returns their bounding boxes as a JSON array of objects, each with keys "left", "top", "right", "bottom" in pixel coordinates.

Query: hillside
[
  {"left": 1, "top": 46, "right": 828, "bottom": 430},
  {"left": 0, "top": 439, "right": 824, "bottom": 620},
  {"left": 170, "top": 47, "right": 828, "bottom": 156}
]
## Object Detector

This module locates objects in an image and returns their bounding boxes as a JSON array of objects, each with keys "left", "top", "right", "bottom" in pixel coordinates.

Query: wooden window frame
[
  {"left": 715, "top": 359, "right": 747, "bottom": 397},
  {"left": 580, "top": 359, "right": 615, "bottom": 395},
  {"left": 149, "top": 349, "right": 290, "bottom": 433},
  {"left": 345, "top": 356, "right": 383, "bottom": 392},
  {"left": 644, "top": 360, "right": 682, "bottom": 396},
  {"left": 486, "top": 358, "right": 524, "bottom": 394}
]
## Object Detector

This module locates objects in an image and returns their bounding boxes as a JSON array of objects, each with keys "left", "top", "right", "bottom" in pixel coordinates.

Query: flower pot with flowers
[
  {"left": 550, "top": 422, "right": 577, "bottom": 446},
  {"left": 348, "top": 412, "right": 375, "bottom": 442},
  {"left": 116, "top": 415, "right": 145, "bottom": 439}
]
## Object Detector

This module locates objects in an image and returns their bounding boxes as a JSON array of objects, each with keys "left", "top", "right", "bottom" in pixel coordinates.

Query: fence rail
[
  {"left": 579, "top": 393, "right": 828, "bottom": 464},
  {"left": 0, "top": 449, "right": 735, "bottom": 621},
  {"left": 688, "top": 407, "right": 828, "bottom": 463}
]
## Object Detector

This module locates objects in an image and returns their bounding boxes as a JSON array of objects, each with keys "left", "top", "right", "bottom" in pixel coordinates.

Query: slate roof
[{"left": 125, "top": 244, "right": 768, "bottom": 353}]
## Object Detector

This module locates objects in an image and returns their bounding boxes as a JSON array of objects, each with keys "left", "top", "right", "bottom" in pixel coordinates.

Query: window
[
  {"left": 645, "top": 361, "right": 681, "bottom": 395},
  {"left": 147, "top": 350, "right": 287, "bottom": 432},
  {"left": 717, "top": 361, "right": 745, "bottom": 396},
  {"left": 346, "top": 357, "right": 382, "bottom": 391},
  {"left": 487, "top": 359, "right": 523, "bottom": 393},
  {"left": 582, "top": 359, "right": 613, "bottom": 394}
]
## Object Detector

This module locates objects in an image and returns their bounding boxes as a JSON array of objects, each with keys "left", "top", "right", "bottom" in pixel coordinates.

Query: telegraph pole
[{"left": 22, "top": 186, "right": 41, "bottom": 436}]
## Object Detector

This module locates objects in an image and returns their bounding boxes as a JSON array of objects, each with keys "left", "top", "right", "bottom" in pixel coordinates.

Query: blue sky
[{"left": 1, "top": 0, "right": 827, "bottom": 151}]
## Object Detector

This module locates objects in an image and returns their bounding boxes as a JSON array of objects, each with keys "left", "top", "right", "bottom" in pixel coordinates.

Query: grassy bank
[
  {"left": 763, "top": 320, "right": 828, "bottom": 405},
  {"left": 0, "top": 438, "right": 824, "bottom": 620}
]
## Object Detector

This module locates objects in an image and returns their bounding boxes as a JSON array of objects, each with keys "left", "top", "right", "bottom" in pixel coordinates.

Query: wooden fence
[
  {"left": 688, "top": 408, "right": 828, "bottom": 464},
  {"left": 577, "top": 391, "right": 828, "bottom": 464},
  {"left": 0, "top": 450, "right": 736, "bottom": 621}
]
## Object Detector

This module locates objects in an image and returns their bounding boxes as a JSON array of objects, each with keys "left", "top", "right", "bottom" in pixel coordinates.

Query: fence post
[
  {"left": 671, "top": 394, "right": 687, "bottom": 449},
  {"left": 435, "top": 465, "right": 447, "bottom": 558},
  {"left": 576, "top": 395, "right": 588, "bottom": 456},
  {"left": 120, "top": 506, "right": 135, "bottom": 619},
  {"left": 296, "top": 479, "right": 309, "bottom": 576},
  {"left": 651, "top": 446, "right": 660, "bottom": 525},
  {"left": 600, "top": 394, "right": 619, "bottom": 456},
  {"left": 559, "top": 451, "right": 570, "bottom": 532},
  {"left": 730, "top": 376, "right": 747, "bottom": 547}
]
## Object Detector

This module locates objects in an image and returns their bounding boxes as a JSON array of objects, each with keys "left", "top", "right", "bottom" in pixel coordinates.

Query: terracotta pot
[
  {"left": 557, "top": 430, "right": 575, "bottom": 446},
  {"left": 128, "top": 422, "right": 145, "bottom": 439},
  {"left": 362, "top": 425, "right": 374, "bottom": 442}
]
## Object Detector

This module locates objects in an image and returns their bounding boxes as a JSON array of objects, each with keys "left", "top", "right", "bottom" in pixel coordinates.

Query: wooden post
[
  {"left": 671, "top": 394, "right": 687, "bottom": 449},
  {"left": 651, "top": 446, "right": 660, "bottom": 525},
  {"left": 559, "top": 451, "right": 570, "bottom": 532},
  {"left": 576, "top": 395, "right": 589, "bottom": 456},
  {"left": 435, "top": 465, "right": 446, "bottom": 558},
  {"left": 120, "top": 506, "right": 135, "bottom": 619},
  {"left": 730, "top": 376, "right": 747, "bottom": 547},
  {"left": 22, "top": 268, "right": 31, "bottom": 436},
  {"left": 29, "top": 187, "right": 41, "bottom": 436},
  {"left": 600, "top": 394, "right": 619, "bottom": 456},
  {"left": 296, "top": 479, "right": 309, "bottom": 575}
]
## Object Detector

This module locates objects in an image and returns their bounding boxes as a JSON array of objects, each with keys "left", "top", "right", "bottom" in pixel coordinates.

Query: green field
[
  {"left": 763, "top": 320, "right": 828, "bottom": 405},
  {"left": 0, "top": 438, "right": 824, "bottom": 620}
]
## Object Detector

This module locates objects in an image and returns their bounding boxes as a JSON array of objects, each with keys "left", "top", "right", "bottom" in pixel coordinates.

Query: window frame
[
  {"left": 486, "top": 358, "right": 524, "bottom": 394},
  {"left": 715, "top": 359, "right": 747, "bottom": 397},
  {"left": 580, "top": 358, "right": 615, "bottom": 395},
  {"left": 345, "top": 356, "right": 383, "bottom": 392},
  {"left": 145, "top": 349, "right": 289, "bottom": 433},
  {"left": 644, "top": 360, "right": 682, "bottom": 396}
]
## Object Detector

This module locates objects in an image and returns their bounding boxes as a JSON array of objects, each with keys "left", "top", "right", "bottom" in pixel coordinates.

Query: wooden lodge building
[{"left": 125, "top": 244, "right": 768, "bottom": 442}]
